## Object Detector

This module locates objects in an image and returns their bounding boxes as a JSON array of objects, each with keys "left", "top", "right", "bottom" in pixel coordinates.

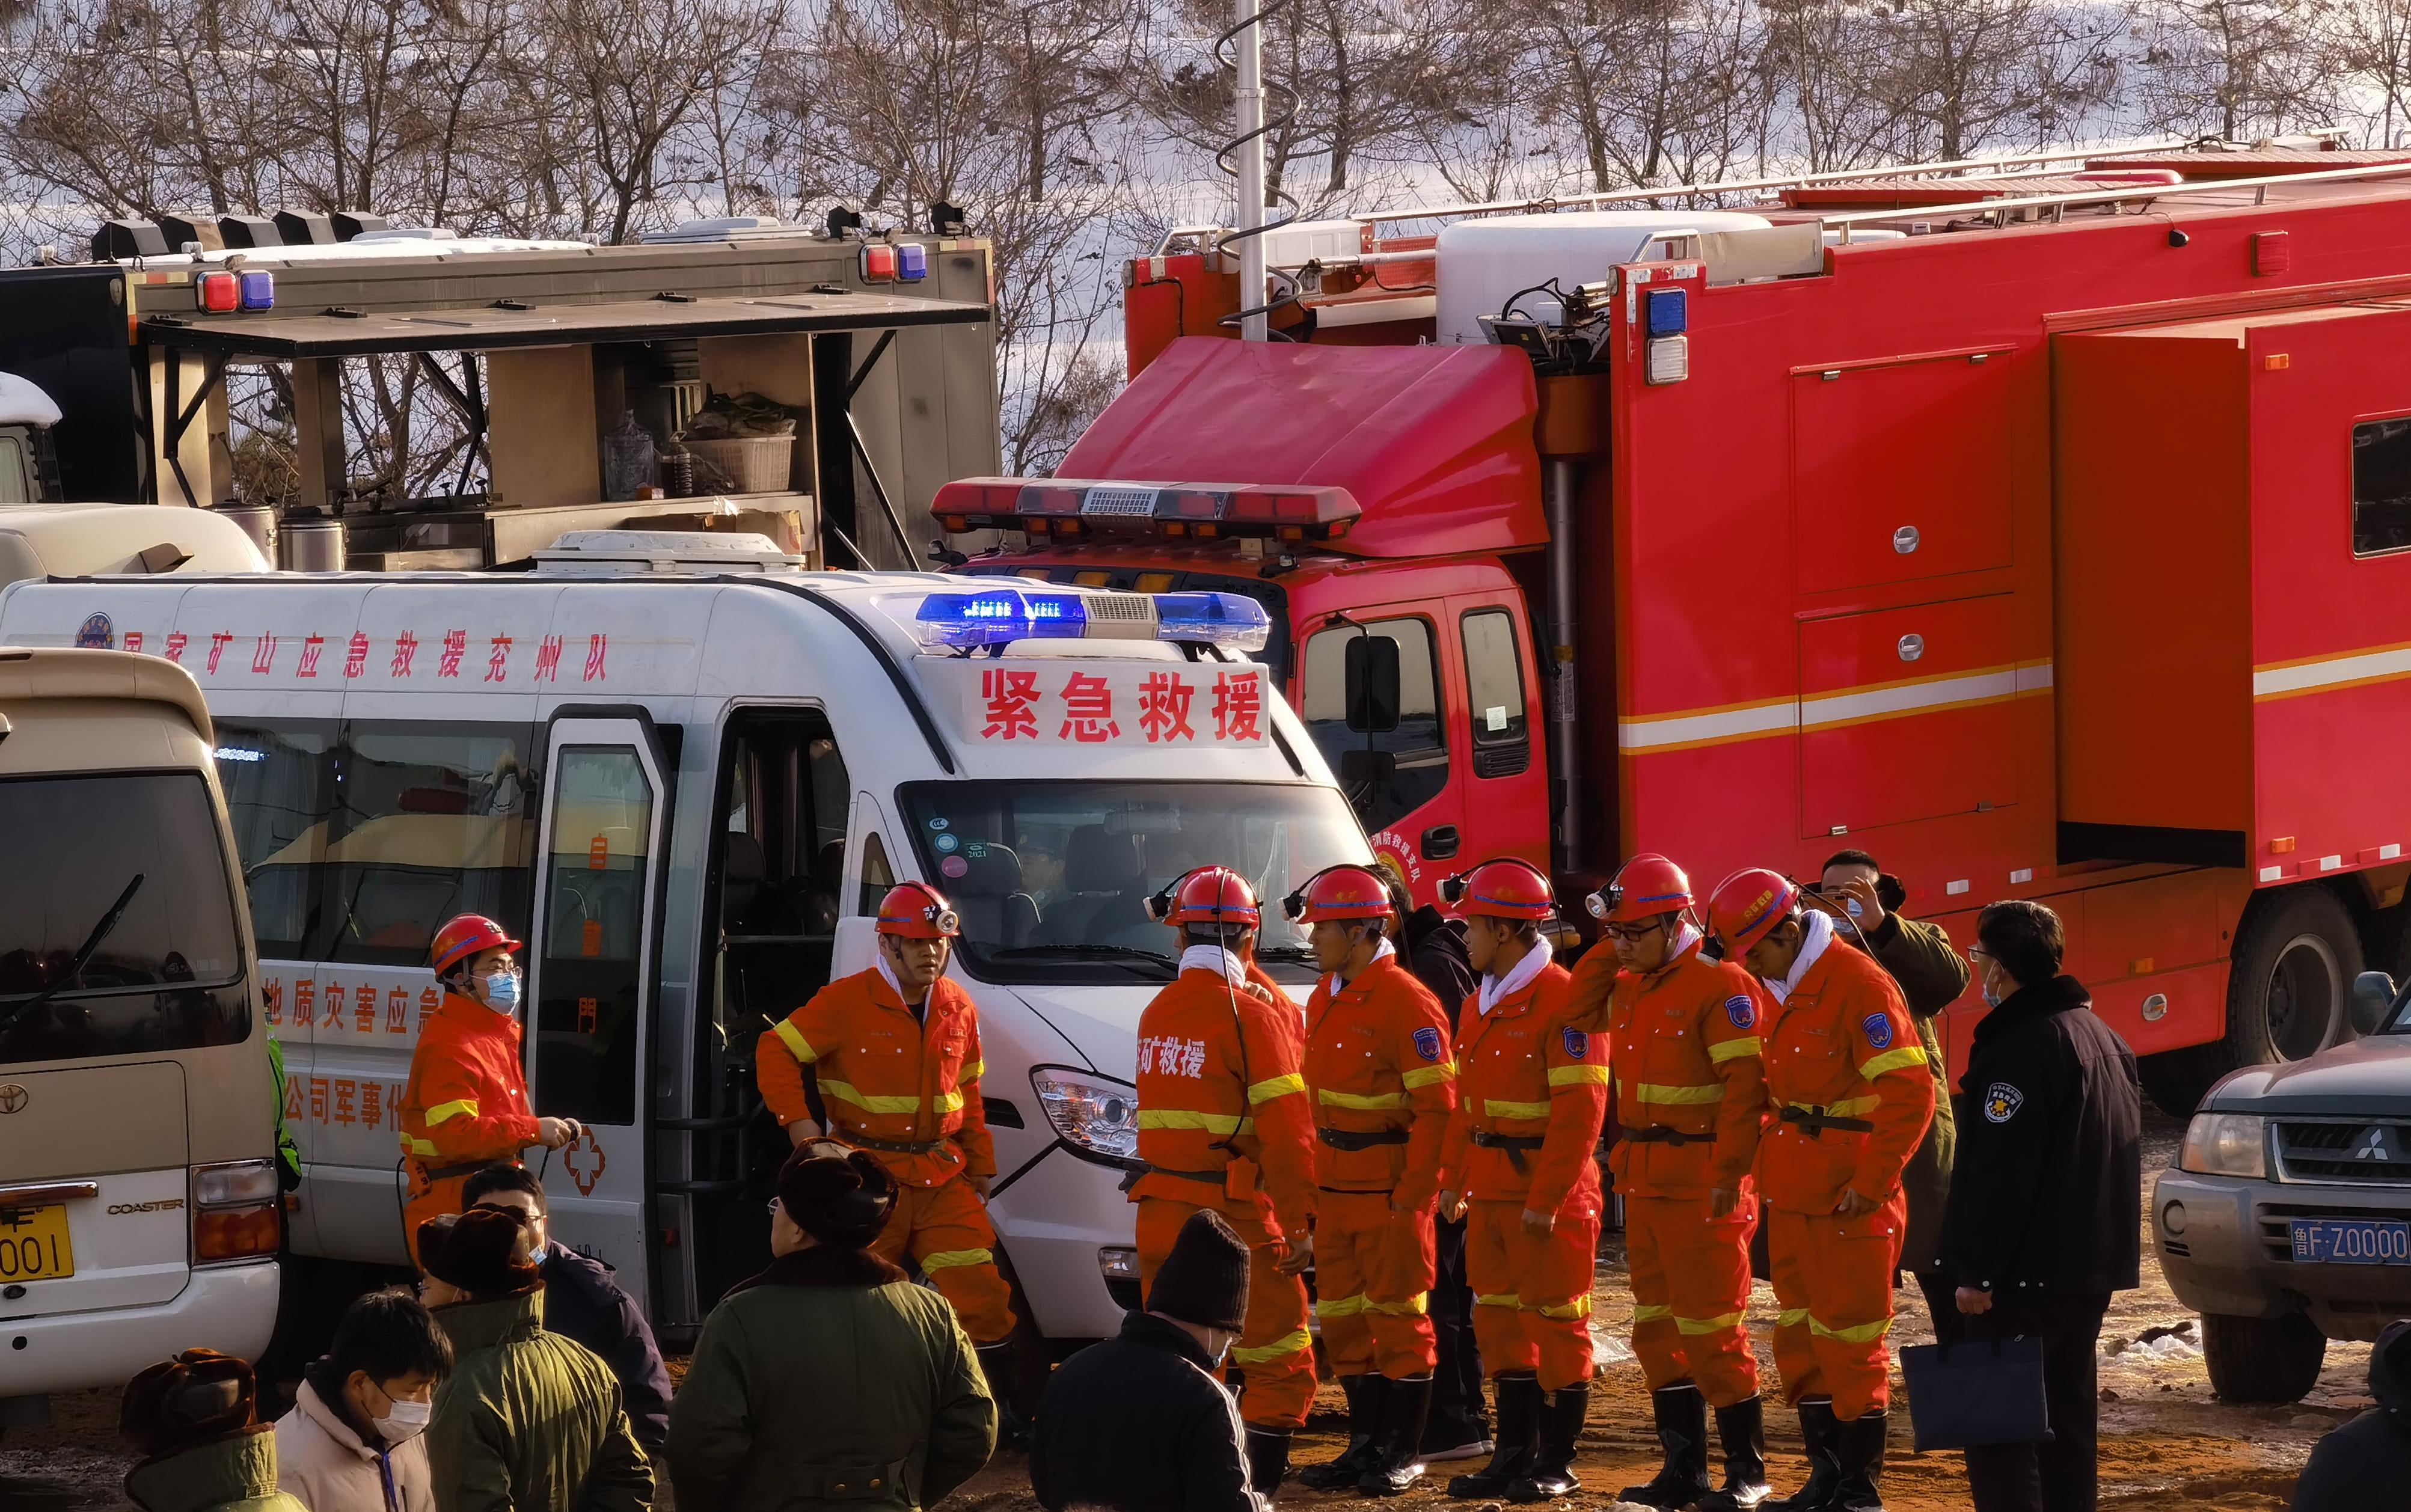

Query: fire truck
[{"left": 933, "top": 139, "right": 2411, "bottom": 1113}]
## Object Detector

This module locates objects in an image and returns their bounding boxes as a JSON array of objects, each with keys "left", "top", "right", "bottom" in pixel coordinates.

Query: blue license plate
[{"left": 2290, "top": 1217, "right": 2411, "bottom": 1264}]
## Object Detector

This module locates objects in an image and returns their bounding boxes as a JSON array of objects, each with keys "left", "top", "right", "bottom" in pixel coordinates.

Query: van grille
[{"left": 2276, "top": 1120, "right": 2411, "bottom": 1184}]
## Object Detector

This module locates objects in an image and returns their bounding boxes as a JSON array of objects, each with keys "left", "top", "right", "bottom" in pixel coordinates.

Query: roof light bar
[
  {"left": 915, "top": 587, "right": 1090, "bottom": 647},
  {"left": 1154, "top": 592, "right": 1271, "bottom": 652},
  {"left": 914, "top": 588, "right": 1269, "bottom": 652},
  {"left": 931, "top": 477, "right": 1362, "bottom": 543}
]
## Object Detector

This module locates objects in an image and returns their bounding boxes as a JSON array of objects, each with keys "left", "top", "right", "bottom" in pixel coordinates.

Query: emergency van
[
  {"left": 0, "top": 533, "right": 1372, "bottom": 1346},
  {"left": 0, "top": 649, "right": 278, "bottom": 1418}
]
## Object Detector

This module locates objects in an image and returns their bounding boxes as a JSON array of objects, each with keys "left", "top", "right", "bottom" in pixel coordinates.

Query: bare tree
[{"left": 2131, "top": 0, "right": 2337, "bottom": 141}]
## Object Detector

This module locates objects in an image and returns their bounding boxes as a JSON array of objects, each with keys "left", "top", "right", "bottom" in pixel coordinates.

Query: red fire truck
[{"left": 933, "top": 141, "right": 2411, "bottom": 1111}]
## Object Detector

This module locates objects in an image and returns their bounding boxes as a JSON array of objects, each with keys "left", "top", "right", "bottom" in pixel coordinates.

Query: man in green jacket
[
  {"left": 120, "top": 1348, "right": 311, "bottom": 1512},
  {"left": 419, "top": 1205, "right": 653, "bottom": 1512},
  {"left": 669, "top": 1146, "right": 997, "bottom": 1512},
  {"left": 1819, "top": 850, "right": 1968, "bottom": 1334}
]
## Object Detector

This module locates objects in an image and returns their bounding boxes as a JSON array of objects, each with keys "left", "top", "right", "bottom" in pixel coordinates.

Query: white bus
[{"left": 0, "top": 531, "right": 1370, "bottom": 1347}]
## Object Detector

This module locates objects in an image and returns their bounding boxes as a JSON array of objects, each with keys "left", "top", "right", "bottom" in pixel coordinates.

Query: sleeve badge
[
  {"left": 1860, "top": 1012, "right": 1894, "bottom": 1050},
  {"left": 1562, "top": 1027, "right": 1590, "bottom": 1059},
  {"left": 1413, "top": 1026, "right": 1443, "bottom": 1062},
  {"left": 1984, "top": 1083, "right": 2024, "bottom": 1122},
  {"left": 1724, "top": 995, "right": 1756, "bottom": 1030}
]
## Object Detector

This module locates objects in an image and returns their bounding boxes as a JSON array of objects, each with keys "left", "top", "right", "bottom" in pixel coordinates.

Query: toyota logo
[{"left": 0, "top": 1085, "right": 26, "bottom": 1115}]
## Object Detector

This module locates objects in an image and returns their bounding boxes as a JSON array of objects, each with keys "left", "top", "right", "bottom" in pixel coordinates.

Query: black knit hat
[
  {"left": 1146, "top": 1209, "right": 1250, "bottom": 1331},
  {"left": 417, "top": 1206, "right": 543, "bottom": 1299},
  {"left": 777, "top": 1148, "right": 898, "bottom": 1249}
]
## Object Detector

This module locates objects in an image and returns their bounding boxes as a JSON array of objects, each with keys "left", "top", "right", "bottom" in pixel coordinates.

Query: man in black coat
[
  {"left": 464, "top": 1163, "right": 675, "bottom": 1456},
  {"left": 1938, "top": 899, "right": 2142, "bottom": 1512},
  {"left": 1033, "top": 1208, "right": 1264, "bottom": 1512},
  {"left": 2294, "top": 1317, "right": 2411, "bottom": 1511}
]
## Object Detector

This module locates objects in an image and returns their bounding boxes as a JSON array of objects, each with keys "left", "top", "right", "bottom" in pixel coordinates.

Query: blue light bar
[
  {"left": 1154, "top": 592, "right": 1271, "bottom": 652},
  {"left": 916, "top": 587, "right": 1089, "bottom": 648}
]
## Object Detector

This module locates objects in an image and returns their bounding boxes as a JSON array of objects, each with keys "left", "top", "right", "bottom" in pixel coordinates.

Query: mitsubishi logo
[
  {"left": 2357, "top": 1126, "right": 2399, "bottom": 1162},
  {"left": 0, "top": 1085, "right": 24, "bottom": 1115}
]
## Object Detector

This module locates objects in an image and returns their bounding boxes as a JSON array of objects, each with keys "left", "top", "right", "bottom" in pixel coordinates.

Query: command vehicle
[
  {"left": 0, "top": 648, "right": 278, "bottom": 1424},
  {"left": 0, "top": 536, "right": 1370, "bottom": 1346},
  {"left": 936, "top": 138, "right": 2411, "bottom": 1112}
]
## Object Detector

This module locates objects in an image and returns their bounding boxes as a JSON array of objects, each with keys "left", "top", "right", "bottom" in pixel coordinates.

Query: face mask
[
  {"left": 481, "top": 970, "right": 521, "bottom": 1013},
  {"left": 373, "top": 1396, "right": 432, "bottom": 1445},
  {"left": 1981, "top": 961, "right": 2008, "bottom": 1009}
]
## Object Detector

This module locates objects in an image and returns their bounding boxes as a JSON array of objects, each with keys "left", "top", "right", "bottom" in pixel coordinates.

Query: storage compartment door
[
  {"left": 1792, "top": 351, "right": 2014, "bottom": 592},
  {"left": 1799, "top": 595, "right": 2021, "bottom": 837}
]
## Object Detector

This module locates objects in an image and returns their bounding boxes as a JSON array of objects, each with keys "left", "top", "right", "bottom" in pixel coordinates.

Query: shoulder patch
[
  {"left": 1724, "top": 995, "right": 1756, "bottom": 1030},
  {"left": 1984, "top": 1083, "right": 2024, "bottom": 1123},
  {"left": 1413, "top": 1025, "right": 1443, "bottom": 1062},
  {"left": 1860, "top": 1012, "right": 1894, "bottom": 1051},
  {"left": 1561, "top": 1026, "right": 1592, "bottom": 1059}
]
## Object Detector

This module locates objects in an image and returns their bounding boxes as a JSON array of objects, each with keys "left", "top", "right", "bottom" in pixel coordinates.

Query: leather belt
[
  {"left": 1318, "top": 1126, "right": 1411, "bottom": 1151},
  {"left": 845, "top": 1133, "right": 951, "bottom": 1157},
  {"left": 1116, "top": 1159, "right": 1225, "bottom": 1195},
  {"left": 1780, "top": 1105, "right": 1875, "bottom": 1137},
  {"left": 1472, "top": 1128, "right": 1545, "bottom": 1174},
  {"left": 1621, "top": 1125, "right": 1711, "bottom": 1146},
  {"left": 418, "top": 1158, "right": 513, "bottom": 1183}
]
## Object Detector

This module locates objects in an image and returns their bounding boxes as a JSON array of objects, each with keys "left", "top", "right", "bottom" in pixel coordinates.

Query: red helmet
[
  {"left": 1587, "top": 853, "right": 1696, "bottom": 924},
  {"left": 1707, "top": 868, "right": 1800, "bottom": 955},
  {"left": 1282, "top": 865, "right": 1394, "bottom": 925},
  {"left": 431, "top": 913, "right": 521, "bottom": 977},
  {"left": 1440, "top": 858, "right": 1555, "bottom": 922},
  {"left": 878, "top": 882, "right": 961, "bottom": 938},
  {"left": 1151, "top": 866, "right": 1263, "bottom": 929}
]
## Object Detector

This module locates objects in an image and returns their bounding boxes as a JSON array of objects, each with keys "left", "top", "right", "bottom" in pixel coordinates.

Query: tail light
[
  {"left": 930, "top": 477, "right": 1361, "bottom": 543},
  {"left": 195, "top": 272, "right": 240, "bottom": 313},
  {"left": 192, "top": 1159, "right": 280, "bottom": 1264}
]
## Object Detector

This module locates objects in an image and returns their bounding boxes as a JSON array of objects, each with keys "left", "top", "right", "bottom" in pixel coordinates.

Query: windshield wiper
[
  {"left": 0, "top": 873, "right": 147, "bottom": 1029},
  {"left": 1252, "top": 944, "right": 1316, "bottom": 964},
  {"left": 987, "top": 943, "right": 1181, "bottom": 976}
]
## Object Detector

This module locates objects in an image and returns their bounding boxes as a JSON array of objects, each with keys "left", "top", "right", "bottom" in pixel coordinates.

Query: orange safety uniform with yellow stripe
[
  {"left": 1441, "top": 958, "right": 1609, "bottom": 1391},
  {"left": 398, "top": 989, "right": 538, "bottom": 1267},
  {"left": 756, "top": 966, "right": 1015, "bottom": 1343},
  {"left": 1758, "top": 930, "right": 1936, "bottom": 1421},
  {"left": 1302, "top": 952, "right": 1457, "bottom": 1382},
  {"left": 1132, "top": 953, "right": 1319, "bottom": 1430},
  {"left": 1569, "top": 936, "right": 1771, "bottom": 1406}
]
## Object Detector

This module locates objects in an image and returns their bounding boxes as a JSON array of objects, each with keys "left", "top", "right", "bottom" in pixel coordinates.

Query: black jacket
[
  {"left": 1934, "top": 975, "right": 2142, "bottom": 1295},
  {"left": 541, "top": 1240, "right": 674, "bottom": 1455},
  {"left": 1030, "top": 1312, "right": 1264, "bottom": 1512},
  {"left": 1401, "top": 907, "right": 1475, "bottom": 1032},
  {"left": 2295, "top": 1319, "right": 2411, "bottom": 1511}
]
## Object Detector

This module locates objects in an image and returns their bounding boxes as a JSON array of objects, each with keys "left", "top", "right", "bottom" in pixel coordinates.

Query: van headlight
[
  {"left": 1031, "top": 1067, "right": 1139, "bottom": 1165},
  {"left": 2180, "top": 1112, "right": 2268, "bottom": 1178}
]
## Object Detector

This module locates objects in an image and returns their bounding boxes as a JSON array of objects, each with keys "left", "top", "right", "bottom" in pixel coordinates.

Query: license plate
[
  {"left": 2289, "top": 1217, "right": 2411, "bottom": 1265},
  {"left": 0, "top": 1204, "right": 74, "bottom": 1281}
]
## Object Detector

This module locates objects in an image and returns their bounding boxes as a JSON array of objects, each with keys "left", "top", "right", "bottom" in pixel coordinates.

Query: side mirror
[
  {"left": 1344, "top": 634, "right": 1401, "bottom": 733},
  {"left": 2354, "top": 970, "right": 2399, "bottom": 1037}
]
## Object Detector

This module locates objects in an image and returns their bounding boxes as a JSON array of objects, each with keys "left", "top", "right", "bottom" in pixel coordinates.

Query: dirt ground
[{"left": 0, "top": 1113, "right": 2371, "bottom": 1511}]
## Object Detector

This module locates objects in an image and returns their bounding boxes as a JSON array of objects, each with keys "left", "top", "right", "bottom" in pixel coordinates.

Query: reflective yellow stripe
[
  {"left": 1316, "top": 1293, "right": 1369, "bottom": 1319},
  {"left": 1484, "top": 1099, "right": 1550, "bottom": 1119},
  {"left": 1818, "top": 1095, "right": 1881, "bottom": 1119},
  {"left": 1138, "top": 1109, "right": 1252, "bottom": 1134},
  {"left": 960, "top": 1059, "right": 984, "bottom": 1082},
  {"left": 1365, "top": 1293, "right": 1430, "bottom": 1316},
  {"left": 774, "top": 1018, "right": 816, "bottom": 1064},
  {"left": 1402, "top": 1061, "right": 1456, "bottom": 1089},
  {"left": 1810, "top": 1315, "right": 1893, "bottom": 1344},
  {"left": 1474, "top": 1292, "right": 1521, "bottom": 1309},
  {"left": 1534, "top": 1294, "right": 1593, "bottom": 1320},
  {"left": 1708, "top": 1038, "right": 1762, "bottom": 1064},
  {"left": 933, "top": 1089, "right": 966, "bottom": 1115},
  {"left": 426, "top": 1098, "right": 479, "bottom": 1126},
  {"left": 1634, "top": 1082, "right": 1722, "bottom": 1105},
  {"left": 1319, "top": 1088, "right": 1409, "bottom": 1110},
  {"left": 1249, "top": 1073, "right": 1307, "bottom": 1105},
  {"left": 818, "top": 1080, "right": 923, "bottom": 1115},
  {"left": 401, "top": 1135, "right": 440, "bottom": 1157},
  {"left": 1857, "top": 1046, "right": 1930, "bottom": 1080},
  {"left": 1676, "top": 1311, "right": 1747, "bottom": 1336},
  {"left": 1231, "top": 1329, "right": 1312, "bottom": 1365},
  {"left": 1547, "top": 1064, "right": 1611, "bottom": 1087},
  {"left": 1777, "top": 1309, "right": 1810, "bottom": 1329},
  {"left": 1632, "top": 1303, "right": 1674, "bottom": 1324},
  {"left": 921, "top": 1248, "right": 991, "bottom": 1271}
]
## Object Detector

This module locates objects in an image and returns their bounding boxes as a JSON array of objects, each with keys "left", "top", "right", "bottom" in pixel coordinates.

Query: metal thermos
[
  {"left": 280, "top": 516, "right": 346, "bottom": 572},
  {"left": 215, "top": 503, "right": 277, "bottom": 565}
]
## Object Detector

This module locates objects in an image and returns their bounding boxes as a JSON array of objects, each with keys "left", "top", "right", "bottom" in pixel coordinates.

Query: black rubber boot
[
  {"left": 1823, "top": 1410, "right": 1887, "bottom": 1511},
  {"left": 1299, "top": 1375, "right": 1384, "bottom": 1490},
  {"left": 1358, "top": 1374, "right": 1435, "bottom": 1496},
  {"left": 1446, "top": 1373, "right": 1539, "bottom": 1498},
  {"left": 1697, "top": 1395, "right": 1772, "bottom": 1510},
  {"left": 1764, "top": 1398, "right": 1840, "bottom": 1512},
  {"left": 975, "top": 1341, "right": 1031, "bottom": 1451},
  {"left": 1506, "top": 1383, "right": 1588, "bottom": 1503},
  {"left": 1246, "top": 1425, "right": 1294, "bottom": 1499},
  {"left": 1619, "top": 1382, "right": 1712, "bottom": 1508}
]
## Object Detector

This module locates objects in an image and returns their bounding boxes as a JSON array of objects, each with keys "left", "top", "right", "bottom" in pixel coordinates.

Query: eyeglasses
[
  {"left": 767, "top": 1198, "right": 785, "bottom": 1223},
  {"left": 1602, "top": 917, "right": 1667, "bottom": 944}
]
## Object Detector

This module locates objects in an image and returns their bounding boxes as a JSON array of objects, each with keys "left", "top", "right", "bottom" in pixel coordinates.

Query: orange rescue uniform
[
  {"left": 1302, "top": 952, "right": 1457, "bottom": 1381},
  {"left": 398, "top": 990, "right": 538, "bottom": 1266},
  {"left": 1569, "top": 936, "right": 1770, "bottom": 1406},
  {"left": 1132, "top": 952, "right": 1320, "bottom": 1431},
  {"left": 757, "top": 966, "right": 1015, "bottom": 1344},
  {"left": 1757, "top": 930, "right": 1936, "bottom": 1421},
  {"left": 1441, "top": 958, "right": 1610, "bottom": 1392}
]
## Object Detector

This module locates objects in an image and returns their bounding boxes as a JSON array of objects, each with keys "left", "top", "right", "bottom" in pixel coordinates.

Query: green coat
[
  {"left": 668, "top": 1246, "right": 997, "bottom": 1512},
  {"left": 1863, "top": 912, "right": 1966, "bottom": 1272},
  {"left": 126, "top": 1430, "right": 311, "bottom": 1512},
  {"left": 429, "top": 1288, "right": 653, "bottom": 1512}
]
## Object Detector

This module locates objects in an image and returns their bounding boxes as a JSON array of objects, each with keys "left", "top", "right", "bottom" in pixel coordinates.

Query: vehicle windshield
[{"left": 895, "top": 780, "right": 1372, "bottom": 985}]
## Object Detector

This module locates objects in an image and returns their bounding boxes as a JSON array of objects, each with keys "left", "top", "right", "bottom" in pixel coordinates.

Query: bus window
[
  {"left": 213, "top": 722, "right": 337, "bottom": 960},
  {"left": 532, "top": 746, "right": 654, "bottom": 1127},
  {"left": 328, "top": 723, "right": 538, "bottom": 966}
]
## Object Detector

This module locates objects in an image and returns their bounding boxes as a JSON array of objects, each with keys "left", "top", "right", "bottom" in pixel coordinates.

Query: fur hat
[
  {"left": 417, "top": 1205, "right": 543, "bottom": 1298},
  {"left": 1146, "top": 1209, "right": 1250, "bottom": 1332},
  {"left": 120, "top": 1348, "right": 258, "bottom": 1458},
  {"left": 777, "top": 1148, "right": 898, "bottom": 1249}
]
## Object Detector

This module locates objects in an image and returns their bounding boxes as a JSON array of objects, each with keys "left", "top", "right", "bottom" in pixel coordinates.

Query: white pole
[{"left": 1233, "top": 0, "right": 1268, "bottom": 341}]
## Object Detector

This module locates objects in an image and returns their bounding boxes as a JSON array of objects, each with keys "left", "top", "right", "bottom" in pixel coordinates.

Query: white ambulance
[{"left": 0, "top": 532, "right": 1370, "bottom": 1347}]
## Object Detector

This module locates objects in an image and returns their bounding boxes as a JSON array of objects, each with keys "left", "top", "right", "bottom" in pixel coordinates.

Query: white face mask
[
  {"left": 373, "top": 1396, "right": 432, "bottom": 1444},
  {"left": 480, "top": 970, "right": 521, "bottom": 1014}
]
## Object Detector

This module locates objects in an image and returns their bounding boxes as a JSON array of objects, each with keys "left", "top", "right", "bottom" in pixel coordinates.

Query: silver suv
[{"left": 2155, "top": 970, "right": 2411, "bottom": 1401}]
